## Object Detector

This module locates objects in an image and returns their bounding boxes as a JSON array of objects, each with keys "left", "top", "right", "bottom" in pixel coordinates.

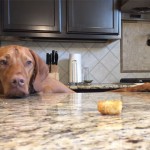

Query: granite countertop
[
  {"left": 68, "top": 83, "right": 142, "bottom": 90},
  {"left": 0, "top": 92, "right": 150, "bottom": 150}
]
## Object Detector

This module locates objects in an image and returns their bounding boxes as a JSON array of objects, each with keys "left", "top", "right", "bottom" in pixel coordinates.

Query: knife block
[
  {"left": 51, "top": 64, "right": 58, "bottom": 73},
  {"left": 49, "top": 73, "right": 59, "bottom": 80},
  {"left": 49, "top": 65, "right": 59, "bottom": 80}
]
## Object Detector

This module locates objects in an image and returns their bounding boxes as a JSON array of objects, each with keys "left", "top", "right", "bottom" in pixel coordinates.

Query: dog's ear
[
  {"left": 0, "top": 81, "right": 4, "bottom": 94},
  {"left": 29, "top": 49, "right": 49, "bottom": 92}
]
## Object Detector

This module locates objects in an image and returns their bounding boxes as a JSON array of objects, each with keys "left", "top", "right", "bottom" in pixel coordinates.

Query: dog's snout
[
  {"left": 11, "top": 77, "right": 25, "bottom": 87},
  {"left": 6, "top": 74, "right": 29, "bottom": 98}
]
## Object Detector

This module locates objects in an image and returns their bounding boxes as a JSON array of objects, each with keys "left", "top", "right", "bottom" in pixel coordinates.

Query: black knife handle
[
  {"left": 55, "top": 51, "right": 58, "bottom": 65},
  {"left": 49, "top": 53, "right": 52, "bottom": 73},
  {"left": 52, "top": 50, "right": 55, "bottom": 64},
  {"left": 46, "top": 53, "right": 50, "bottom": 65},
  {"left": 49, "top": 53, "right": 52, "bottom": 65}
]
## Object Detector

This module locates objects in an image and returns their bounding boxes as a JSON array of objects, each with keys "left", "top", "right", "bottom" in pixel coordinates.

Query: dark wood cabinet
[
  {"left": 2, "top": 0, "right": 61, "bottom": 33},
  {"left": 67, "top": 0, "right": 119, "bottom": 35},
  {"left": 0, "top": 0, "right": 121, "bottom": 40}
]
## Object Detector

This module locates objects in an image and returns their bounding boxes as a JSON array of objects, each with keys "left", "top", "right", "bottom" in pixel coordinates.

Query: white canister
[{"left": 69, "top": 53, "right": 82, "bottom": 83}]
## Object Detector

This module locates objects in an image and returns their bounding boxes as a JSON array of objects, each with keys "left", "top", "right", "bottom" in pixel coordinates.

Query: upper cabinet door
[
  {"left": 67, "top": 0, "right": 119, "bottom": 34},
  {"left": 3, "top": 0, "right": 61, "bottom": 33}
]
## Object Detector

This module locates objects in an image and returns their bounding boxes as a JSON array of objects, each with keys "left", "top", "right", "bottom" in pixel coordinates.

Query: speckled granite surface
[
  {"left": 69, "top": 83, "right": 140, "bottom": 90},
  {"left": 0, "top": 92, "right": 150, "bottom": 150}
]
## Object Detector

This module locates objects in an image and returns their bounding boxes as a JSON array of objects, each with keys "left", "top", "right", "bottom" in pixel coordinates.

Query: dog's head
[{"left": 0, "top": 45, "right": 49, "bottom": 98}]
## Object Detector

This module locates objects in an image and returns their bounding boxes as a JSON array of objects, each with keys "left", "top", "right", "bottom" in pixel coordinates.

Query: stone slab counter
[
  {"left": 68, "top": 83, "right": 142, "bottom": 92},
  {"left": 0, "top": 92, "right": 150, "bottom": 149}
]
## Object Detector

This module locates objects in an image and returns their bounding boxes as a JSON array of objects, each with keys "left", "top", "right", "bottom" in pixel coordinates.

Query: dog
[
  {"left": 0, "top": 45, "right": 74, "bottom": 98},
  {"left": 113, "top": 82, "right": 150, "bottom": 92}
]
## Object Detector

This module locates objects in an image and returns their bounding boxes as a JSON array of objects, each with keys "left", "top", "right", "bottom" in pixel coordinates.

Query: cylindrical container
[
  {"left": 83, "top": 67, "right": 90, "bottom": 82},
  {"left": 69, "top": 54, "right": 82, "bottom": 83}
]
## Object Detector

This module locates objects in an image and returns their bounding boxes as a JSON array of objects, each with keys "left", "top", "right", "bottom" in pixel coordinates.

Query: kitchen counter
[
  {"left": 69, "top": 83, "right": 140, "bottom": 92},
  {"left": 0, "top": 92, "right": 150, "bottom": 150}
]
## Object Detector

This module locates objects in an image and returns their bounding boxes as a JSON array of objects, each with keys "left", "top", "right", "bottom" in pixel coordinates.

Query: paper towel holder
[{"left": 69, "top": 53, "right": 82, "bottom": 84}]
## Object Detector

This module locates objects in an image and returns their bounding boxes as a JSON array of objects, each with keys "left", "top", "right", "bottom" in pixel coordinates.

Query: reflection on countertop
[
  {"left": 69, "top": 83, "right": 136, "bottom": 89},
  {"left": 0, "top": 92, "right": 150, "bottom": 150}
]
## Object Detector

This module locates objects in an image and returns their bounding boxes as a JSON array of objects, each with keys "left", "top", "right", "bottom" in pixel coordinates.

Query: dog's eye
[
  {"left": 0, "top": 59, "right": 8, "bottom": 65},
  {"left": 26, "top": 60, "right": 32, "bottom": 65}
]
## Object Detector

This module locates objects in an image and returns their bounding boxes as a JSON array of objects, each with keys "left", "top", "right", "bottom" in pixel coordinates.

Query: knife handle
[
  {"left": 55, "top": 51, "right": 58, "bottom": 65},
  {"left": 46, "top": 53, "right": 50, "bottom": 65},
  {"left": 49, "top": 53, "right": 52, "bottom": 73},
  {"left": 52, "top": 50, "right": 55, "bottom": 64}
]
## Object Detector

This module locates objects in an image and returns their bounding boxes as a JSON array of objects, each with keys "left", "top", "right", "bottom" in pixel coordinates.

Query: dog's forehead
[{"left": 0, "top": 45, "right": 33, "bottom": 58}]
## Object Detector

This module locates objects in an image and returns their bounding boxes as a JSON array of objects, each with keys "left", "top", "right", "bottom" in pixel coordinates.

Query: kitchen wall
[
  {"left": 1, "top": 22, "right": 150, "bottom": 84},
  {"left": 122, "top": 21, "right": 150, "bottom": 72}
]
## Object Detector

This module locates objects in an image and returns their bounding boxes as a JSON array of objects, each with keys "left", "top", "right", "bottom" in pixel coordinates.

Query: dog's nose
[{"left": 11, "top": 77, "right": 25, "bottom": 87}]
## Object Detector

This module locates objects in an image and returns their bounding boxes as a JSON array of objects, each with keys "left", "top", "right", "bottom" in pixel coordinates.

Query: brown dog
[
  {"left": 113, "top": 83, "right": 150, "bottom": 92},
  {"left": 0, "top": 45, "right": 74, "bottom": 98}
]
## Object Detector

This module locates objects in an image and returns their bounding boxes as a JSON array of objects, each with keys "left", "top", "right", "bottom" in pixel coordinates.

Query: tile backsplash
[
  {"left": 122, "top": 21, "right": 150, "bottom": 72},
  {"left": 1, "top": 22, "right": 150, "bottom": 84}
]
